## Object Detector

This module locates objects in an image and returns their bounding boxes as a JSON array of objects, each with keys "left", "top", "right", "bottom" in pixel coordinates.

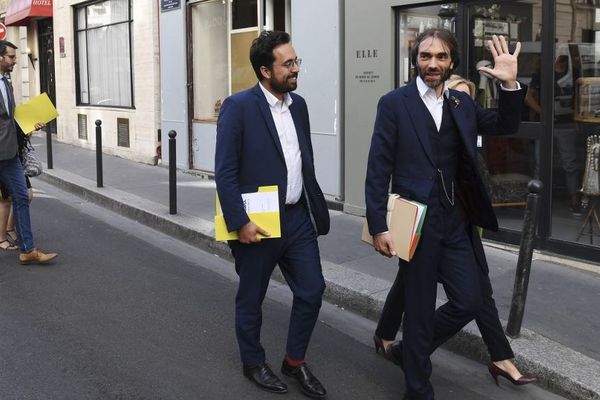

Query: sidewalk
[{"left": 31, "top": 135, "right": 600, "bottom": 400}]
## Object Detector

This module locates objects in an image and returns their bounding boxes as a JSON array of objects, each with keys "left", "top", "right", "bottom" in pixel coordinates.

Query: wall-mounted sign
[
  {"left": 0, "top": 23, "right": 6, "bottom": 41},
  {"left": 356, "top": 49, "right": 378, "bottom": 59},
  {"left": 355, "top": 71, "right": 380, "bottom": 84},
  {"left": 161, "top": 0, "right": 181, "bottom": 12}
]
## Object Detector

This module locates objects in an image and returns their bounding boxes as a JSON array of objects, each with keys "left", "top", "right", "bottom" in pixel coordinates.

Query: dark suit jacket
[
  {"left": 365, "top": 80, "right": 526, "bottom": 239},
  {"left": 215, "top": 83, "right": 330, "bottom": 236},
  {"left": 0, "top": 77, "right": 17, "bottom": 161}
]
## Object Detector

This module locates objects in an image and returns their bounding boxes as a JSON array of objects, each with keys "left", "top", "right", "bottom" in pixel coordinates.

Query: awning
[{"left": 5, "top": 0, "right": 53, "bottom": 26}]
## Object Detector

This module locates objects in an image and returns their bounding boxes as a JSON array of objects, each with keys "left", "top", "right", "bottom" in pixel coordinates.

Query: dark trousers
[
  {"left": 375, "top": 245, "right": 514, "bottom": 363},
  {"left": 401, "top": 201, "right": 483, "bottom": 400},
  {"left": 230, "top": 203, "right": 325, "bottom": 366}
]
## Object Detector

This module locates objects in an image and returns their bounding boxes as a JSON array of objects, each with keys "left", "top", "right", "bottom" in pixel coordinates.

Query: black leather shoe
[
  {"left": 243, "top": 363, "right": 288, "bottom": 394},
  {"left": 281, "top": 360, "right": 327, "bottom": 399},
  {"left": 388, "top": 341, "right": 404, "bottom": 369}
]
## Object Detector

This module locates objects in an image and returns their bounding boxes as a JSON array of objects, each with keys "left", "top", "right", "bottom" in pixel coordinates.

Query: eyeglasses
[{"left": 272, "top": 58, "right": 302, "bottom": 69}]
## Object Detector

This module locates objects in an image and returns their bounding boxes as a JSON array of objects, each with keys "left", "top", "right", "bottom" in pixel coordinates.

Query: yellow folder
[
  {"left": 14, "top": 92, "right": 59, "bottom": 135},
  {"left": 215, "top": 185, "right": 281, "bottom": 241},
  {"left": 362, "top": 194, "right": 427, "bottom": 262}
]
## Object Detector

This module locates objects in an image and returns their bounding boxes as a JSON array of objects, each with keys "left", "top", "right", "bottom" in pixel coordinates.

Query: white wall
[{"left": 292, "top": 0, "right": 342, "bottom": 198}]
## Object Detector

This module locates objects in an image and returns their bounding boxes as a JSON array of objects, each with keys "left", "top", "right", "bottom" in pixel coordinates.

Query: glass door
[{"left": 465, "top": 1, "right": 544, "bottom": 234}]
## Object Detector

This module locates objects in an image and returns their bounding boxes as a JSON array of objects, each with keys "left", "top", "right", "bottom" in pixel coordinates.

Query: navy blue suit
[
  {"left": 215, "top": 83, "right": 329, "bottom": 367},
  {"left": 365, "top": 80, "right": 526, "bottom": 399}
]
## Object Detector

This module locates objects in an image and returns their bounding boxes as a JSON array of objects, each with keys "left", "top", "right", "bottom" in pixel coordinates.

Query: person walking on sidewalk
[
  {"left": 0, "top": 40, "right": 57, "bottom": 265},
  {"left": 372, "top": 74, "right": 536, "bottom": 389},
  {"left": 215, "top": 31, "right": 329, "bottom": 399},
  {"left": 365, "top": 29, "right": 525, "bottom": 400}
]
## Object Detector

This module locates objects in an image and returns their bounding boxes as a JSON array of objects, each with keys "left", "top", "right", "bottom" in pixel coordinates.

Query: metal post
[
  {"left": 168, "top": 130, "right": 177, "bottom": 215},
  {"left": 46, "top": 125, "right": 53, "bottom": 169},
  {"left": 95, "top": 120, "right": 103, "bottom": 188},
  {"left": 506, "top": 179, "right": 543, "bottom": 338}
]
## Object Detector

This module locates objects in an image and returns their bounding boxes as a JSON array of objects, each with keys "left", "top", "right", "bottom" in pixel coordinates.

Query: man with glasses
[
  {"left": 215, "top": 31, "right": 329, "bottom": 399},
  {"left": 0, "top": 40, "right": 57, "bottom": 265}
]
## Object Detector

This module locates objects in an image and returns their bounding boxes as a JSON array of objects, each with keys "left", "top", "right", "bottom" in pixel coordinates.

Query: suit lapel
[
  {"left": 252, "top": 84, "right": 285, "bottom": 161},
  {"left": 289, "top": 99, "right": 309, "bottom": 163},
  {"left": 402, "top": 81, "right": 436, "bottom": 166}
]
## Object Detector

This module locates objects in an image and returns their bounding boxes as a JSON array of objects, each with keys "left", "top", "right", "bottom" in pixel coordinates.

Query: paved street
[{"left": 0, "top": 180, "right": 567, "bottom": 399}]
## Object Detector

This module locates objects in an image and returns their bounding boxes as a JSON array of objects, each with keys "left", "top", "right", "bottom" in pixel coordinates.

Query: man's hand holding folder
[
  {"left": 362, "top": 194, "right": 427, "bottom": 262},
  {"left": 373, "top": 232, "right": 397, "bottom": 258},
  {"left": 238, "top": 221, "right": 271, "bottom": 244}
]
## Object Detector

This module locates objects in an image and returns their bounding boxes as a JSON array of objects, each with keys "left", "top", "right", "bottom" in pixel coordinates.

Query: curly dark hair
[{"left": 249, "top": 30, "right": 291, "bottom": 81}]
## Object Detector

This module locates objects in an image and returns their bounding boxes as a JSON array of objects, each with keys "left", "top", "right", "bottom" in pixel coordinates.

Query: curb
[{"left": 39, "top": 169, "right": 600, "bottom": 400}]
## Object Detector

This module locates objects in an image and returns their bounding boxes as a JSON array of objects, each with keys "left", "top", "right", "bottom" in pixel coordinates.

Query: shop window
[
  {"left": 74, "top": 0, "right": 133, "bottom": 108},
  {"left": 551, "top": 4, "right": 600, "bottom": 245},
  {"left": 191, "top": 0, "right": 288, "bottom": 122}
]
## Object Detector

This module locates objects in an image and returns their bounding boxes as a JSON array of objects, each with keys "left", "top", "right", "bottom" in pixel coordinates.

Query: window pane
[
  {"left": 192, "top": 0, "right": 228, "bottom": 121},
  {"left": 467, "top": 2, "right": 542, "bottom": 230},
  {"left": 87, "top": 0, "right": 129, "bottom": 29},
  {"left": 396, "top": 4, "right": 457, "bottom": 86},
  {"left": 231, "top": 30, "right": 258, "bottom": 93},
  {"left": 86, "top": 23, "right": 132, "bottom": 107},
  {"left": 77, "top": 7, "right": 86, "bottom": 30},
  {"left": 78, "top": 31, "right": 89, "bottom": 103},
  {"left": 232, "top": 0, "right": 257, "bottom": 30},
  {"left": 551, "top": 4, "right": 600, "bottom": 245}
]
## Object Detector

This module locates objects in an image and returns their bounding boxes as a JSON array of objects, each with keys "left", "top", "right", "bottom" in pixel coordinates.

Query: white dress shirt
[
  {"left": 259, "top": 83, "right": 303, "bottom": 205},
  {"left": 0, "top": 76, "right": 11, "bottom": 115},
  {"left": 416, "top": 76, "right": 448, "bottom": 132}
]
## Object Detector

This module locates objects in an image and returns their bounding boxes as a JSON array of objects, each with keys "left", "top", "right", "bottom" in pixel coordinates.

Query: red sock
[{"left": 285, "top": 354, "right": 304, "bottom": 367}]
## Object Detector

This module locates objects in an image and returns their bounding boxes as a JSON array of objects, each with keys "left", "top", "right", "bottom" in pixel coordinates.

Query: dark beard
[
  {"left": 419, "top": 68, "right": 452, "bottom": 90},
  {"left": 269, "top": 76, "right": 297, "bottom": 94}
]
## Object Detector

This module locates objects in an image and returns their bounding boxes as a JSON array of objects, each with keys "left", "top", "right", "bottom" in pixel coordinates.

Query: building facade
[
  {"left": 52, "top": 0, "right": 161, "bottom": 164},
  {"left": 1, "top": 0, "right": 53, "bottom": 117},
  {"left": 159, "top": 0, "right": 344, "bottom": 198}
]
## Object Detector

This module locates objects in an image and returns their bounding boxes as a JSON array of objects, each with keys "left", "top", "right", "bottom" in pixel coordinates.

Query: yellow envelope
[
  {"left": 14, "top": 92, "right": 59, "bottom": 135},
  {"left": 215, "top": 185, "right": 281, "bottom": 241}
]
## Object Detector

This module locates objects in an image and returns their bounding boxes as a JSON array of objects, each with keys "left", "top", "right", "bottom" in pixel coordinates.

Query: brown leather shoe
[{"left": 19, "top": 248, "right": 58, "bottom": 265}]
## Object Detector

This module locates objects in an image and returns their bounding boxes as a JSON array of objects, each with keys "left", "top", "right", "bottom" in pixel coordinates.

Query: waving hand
[{"left": 478, "top": 35, "right": 521, "bottom": 89}]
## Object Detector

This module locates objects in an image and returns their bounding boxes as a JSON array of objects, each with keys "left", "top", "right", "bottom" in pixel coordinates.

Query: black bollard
[
  {"left": 168, "top": 130, "right": 177, "bottom": 215},
  {"left": 46, "top": 125, "right": 53, "bottom": 170},
  {"left": 506, "top": 179, "right": 543, "bottom": 338},
  {"left": 95, "top": 120, "right": 103, "bottom": 188}
]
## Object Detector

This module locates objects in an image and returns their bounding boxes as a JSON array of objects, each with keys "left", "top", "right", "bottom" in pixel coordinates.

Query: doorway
[{"left": 38, "top": 18, "right": 56, "bottom": 134}]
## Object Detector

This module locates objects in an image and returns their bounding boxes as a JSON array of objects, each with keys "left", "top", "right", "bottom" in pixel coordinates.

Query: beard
[
  {"left": 268, "top": 73, "right": 298, "bottom": 94},
  {"left": 418, "top": 67, "right": 452, "bottom": 90}
]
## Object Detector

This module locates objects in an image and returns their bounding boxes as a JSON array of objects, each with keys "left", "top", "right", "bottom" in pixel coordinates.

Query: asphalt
[{"left": 27, "top": 133, "right": 600, "bottom": 400}]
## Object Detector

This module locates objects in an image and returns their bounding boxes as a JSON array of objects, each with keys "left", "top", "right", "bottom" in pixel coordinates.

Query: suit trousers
[
  {"left": 0, "top": 155, "right": 34, "bottom": 252},
  {"left": 402, "top": 200, "right": 483, "bottom": 400},
  {"left": 230, "top": 203, "right": 325, "bottom": 366}
]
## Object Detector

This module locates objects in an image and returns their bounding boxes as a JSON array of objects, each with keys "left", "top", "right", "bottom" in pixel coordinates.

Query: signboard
[
  {"left": 0, "top": 23, "right": 6, "bottom": 41},
  {"left": 161, "top": 0, "right": 181, "bottom": 12}
]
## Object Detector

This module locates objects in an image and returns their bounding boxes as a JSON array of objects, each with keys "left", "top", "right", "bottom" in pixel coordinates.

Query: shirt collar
[
  {"left": 259, "top": 82, "right": 293, "bottom": 108},
  {"left": 416, "top": 76, "right": 449, "bottom": 100}
]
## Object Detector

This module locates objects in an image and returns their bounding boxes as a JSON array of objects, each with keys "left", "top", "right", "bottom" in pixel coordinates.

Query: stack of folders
[{"left": 362, "top": 194, "right": 427, "bottom": 262}]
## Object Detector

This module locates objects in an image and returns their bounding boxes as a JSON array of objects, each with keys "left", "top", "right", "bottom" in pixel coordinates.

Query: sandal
[
  {"left": 6, "top": 229, "right": 18, "bottom": 245},
  {"left": 0, "top": 239, "right": 18, "bottom": 251}
]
